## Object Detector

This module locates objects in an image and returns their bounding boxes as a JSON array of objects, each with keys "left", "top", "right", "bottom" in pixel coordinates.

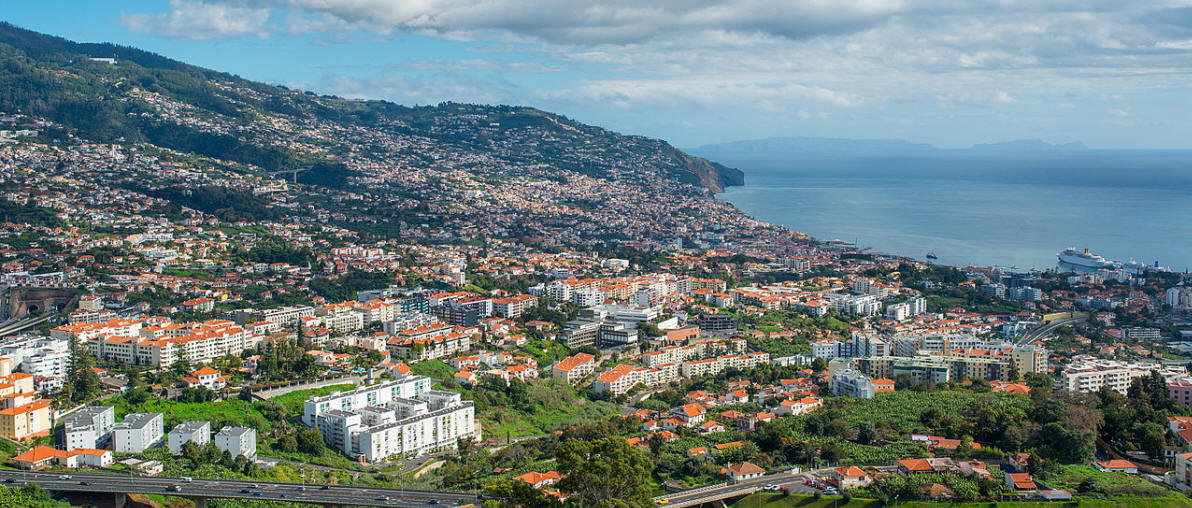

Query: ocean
[{"left": 713, "top": 151, "right": 1192, "bottom": 271}]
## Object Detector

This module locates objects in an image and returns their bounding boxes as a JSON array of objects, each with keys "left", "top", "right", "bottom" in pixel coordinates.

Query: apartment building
[
  {"left": 167, "top": 420, "right": 211, "bottom": 454},
  {"left": 592, "top": 363, "right": 683, "bottom": 396},
  {"left": 303, "top": 377, "right": 478, "bottom": 463},
  {"left": 830, "top": 368, "right": 878, "bottom": 399},
  {"left": 493, "top": 294, "right": 537, "bottom": 318},
  {"left": 65, "top": 318, "right": 264, "bottom": 368},
  {"left": 59, "top": 406, "right": 116, "bottom": 451},
  {"left": 215, "top": 426, "right": 257, "bottom": 458},
  {"left": 386, "top": 328, "right": 474, "bottom": 361},
  {"left": 1061, "top": 357, "right": 1186, "bottom": 394},
  {"left": 113, "top": 412, "right": 164, "bottom": 453},
  {"left": 551, "top": 353, "right": 596, "bottom": 385}
]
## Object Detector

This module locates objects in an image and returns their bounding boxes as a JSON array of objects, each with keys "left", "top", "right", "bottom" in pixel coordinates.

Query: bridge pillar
[
  {"left": 188, "top": 497, "right": 208, "bottom": 508},
  {"left": 114, "top": 492, "right": 127, "bottom": 508}
]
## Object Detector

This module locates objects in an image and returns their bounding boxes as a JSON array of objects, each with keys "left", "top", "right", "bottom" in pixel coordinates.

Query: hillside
[{"left": 0, "top": 22, "right": 741, "bottom": 192}]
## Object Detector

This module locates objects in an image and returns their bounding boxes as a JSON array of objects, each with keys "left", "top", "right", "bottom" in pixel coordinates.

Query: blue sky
[{"left": 5, "top": 1, "right": 1192, "bottom": 149}]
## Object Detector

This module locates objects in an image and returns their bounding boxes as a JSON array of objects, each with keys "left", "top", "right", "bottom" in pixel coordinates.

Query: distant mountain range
[
  {"left": 0, "top": 22, "right": 742, "bottom": 192},
  {"left": 690, "top": 136, "right": 1089, "bottom": 157}
]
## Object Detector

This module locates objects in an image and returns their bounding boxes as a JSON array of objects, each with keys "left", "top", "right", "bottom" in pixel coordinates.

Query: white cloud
[
  {"left": 120, "top": 0, "right": 271, "bottom": 40},
  {"left": 115, "top": 0, "right": 1192, "bottom": 146}
]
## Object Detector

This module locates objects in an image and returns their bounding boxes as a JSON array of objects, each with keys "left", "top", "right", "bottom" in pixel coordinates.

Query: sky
[{"left": 5, "top": 1, "right": 1192, "bottom": 149}]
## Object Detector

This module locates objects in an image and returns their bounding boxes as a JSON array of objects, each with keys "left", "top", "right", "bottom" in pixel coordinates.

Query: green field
[
  {"left": 482, "top": 398, "right": 621, "bottom": 438},
  {"left": 269, "top": 383, "right": 356, "bottom": 415},
  {"left": 766, "top": 390, "right": 1029, "bottom": 464},
  {"left": 411, "top": 360, "right": 456, "bottom": 380},
  {"left": 101, "top": 394, "right": 272, "bottom": 430},
  {"left": 1044, "top": 465, "right": 1175, "bottom": 499}
]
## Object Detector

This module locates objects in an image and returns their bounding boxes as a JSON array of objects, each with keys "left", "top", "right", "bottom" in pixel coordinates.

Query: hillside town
[{"left": 0, "top": 25, "right": 1190, "bottom": 508}]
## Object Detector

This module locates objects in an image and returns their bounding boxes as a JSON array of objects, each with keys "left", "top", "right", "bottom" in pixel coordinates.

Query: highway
[
  {"left": 655, "top": 468, "right": 822, "bottom": 507},
  {"left": 0, "top": 314, "right": 55, "bottom": 336},
  {"left": 0, "top": 470, "right": 481, "bottom": 507},
  {"left": 1016, "top": 313, "right": 1086, "bottom": 345}
]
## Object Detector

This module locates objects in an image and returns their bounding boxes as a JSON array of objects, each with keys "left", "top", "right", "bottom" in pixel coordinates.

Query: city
[{"left": 0, "top": 12, "right": 1190, "bottom": 508}]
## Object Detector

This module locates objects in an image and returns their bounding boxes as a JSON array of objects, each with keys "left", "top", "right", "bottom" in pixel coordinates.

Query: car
[
  {"left": 250, "top": 484, "right": 260, "bottom": 488},
  {"left": 58, "top": 475, "right": 71, "bottom": 480},
  {"left": 296, "top": 486, "right": 307, "bottom": 491},
  {"left": 180, "top": 477, "right": 192, "bottom": 483},
  {"left": 241, "top": 489, "right": 252, "bottom": 494},
  {"left": 79, "top": 481, "right": 90, "bottom": 486},
  {"left": 656, "top": 499, "right": 670, "bottom": 505},
  {"left": 428, "top": 500, "right": 440, "bottom": 505},
  {"left": 320, "top": 485, "right": 330, "bottom": 490},
  {"left": 4, "top": 478, "right": 13, "bottom": 483},
  {"left": 168, "top": 485, "right": 182, "bottom": 492},
  {"left": 253, "top": 492, "right": 263, "bottom": 497},
  {"left": 376, "top": 495, "right": 390, "bottom": 501}
]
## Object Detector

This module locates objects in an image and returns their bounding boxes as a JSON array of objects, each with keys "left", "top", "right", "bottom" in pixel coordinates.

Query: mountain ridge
[
  {"left": 0, "top": 22, "right": 742, "bottom": 193},
  {"left": 690, "top": 136, "right": 1090, "bottom": 157}
]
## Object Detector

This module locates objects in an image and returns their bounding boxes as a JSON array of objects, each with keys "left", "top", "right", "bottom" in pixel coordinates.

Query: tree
[
  {"left": 1038, "top": 422, "right": 1094, "bottom": 463},
  {"left": 919, "top": 407, "right": 945, "bottom": 429},
  {"left": 999, "top": 425, "right": 1026, "bottom": 453},
  {"left": 276, "top": 434, "right": 298, "bottom": 453},
  {"left": 857, "top": 421, "right": 878, "bottom": 445},
  {"left": 296, "top": 428, "right": 326, "bottom": 455},
  {"left": 182, "top": 440, "right": 202, "bottom": 463},
  {"left": 554, "top": 437, "right": 652, "bottom": 507},
  {"left": 894, "top": 373, "right": 916, "bottom": 391},
  {"left": 484, "top": 478, "right": 561, "bottom": 508}
]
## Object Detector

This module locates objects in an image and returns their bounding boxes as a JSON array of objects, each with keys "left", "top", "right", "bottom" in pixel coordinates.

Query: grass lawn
[
  {"left": 101, "top": 394, "right": 272, "bottom": 430},
  {"left": 411, "top": 360, "right": 456, "bottom": 381},
  {"left": 726, "top": 492, "right": 1192, "bottom": 508},
  {"left": 269, "top": 383, "right": 356, "bottom": 415},
  {"left": 482, "top": 399, "right": 621, "bottom": 438},
  {"left": 1043, "top": 465, "right": 1176, "bottom": 499}
]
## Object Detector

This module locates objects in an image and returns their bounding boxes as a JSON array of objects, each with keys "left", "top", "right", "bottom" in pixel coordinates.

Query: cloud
[
  {"left": 129, "top": 0, "right": 906, "bottom": 44},
  {"left": 120, "top": 0, "right": 271, "bottom": 40},
  {"left": 113, "top": 0, "right": 1192, "bottom": 147}
]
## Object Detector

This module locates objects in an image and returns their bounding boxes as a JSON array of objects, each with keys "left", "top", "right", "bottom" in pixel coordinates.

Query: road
[
  {"left": 0, "top": 470, "right": 481, "bottom": 507},
  {"left": 1016, "top": 314, "right": 1085, "bottom": 345},
  {"left": 655, "top": 468, "right": 825, "bottom": 507},
  {"left": 0, "top": 313, "right": 55, "bottom": 336}
]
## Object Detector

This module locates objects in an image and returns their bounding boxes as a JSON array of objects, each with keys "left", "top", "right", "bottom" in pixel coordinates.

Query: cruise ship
[{"left": 1058, "top": 248, "right": 1110, "bottom": 269}]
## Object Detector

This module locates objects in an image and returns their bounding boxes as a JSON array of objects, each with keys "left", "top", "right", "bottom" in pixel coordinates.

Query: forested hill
[{"left": 0, "top": 22, "right": 742, "bottom": 192}]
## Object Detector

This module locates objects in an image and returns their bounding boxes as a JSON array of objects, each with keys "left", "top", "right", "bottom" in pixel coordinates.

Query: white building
[
  {"left": 830, "top": 368, "right": 877, "bottom": 399},
  {"left": 167, "top": 420, "right": 211, "bottom": 454},
  {"left": 0, "top": 336, "right": 70, "bottom": 391},
  {"left": 1061, "top": 357, "right": 1187, "bottom": 394},
  {"left": 572, "top": 287, "right": 605, "bottom": 308},
  {"left": 303, "top": 377, "right": 478, "bottom": 463},
  {"left": 113, "top": 412, "right": 164, "bottom": 453},
  {"left": 1067, "top": 357, "right": 1183, "bottom": 393},
  {"left": 59, "top": 406, "right": 115, "bottom": 451},
  {"left": 215, "top": 426, "right": 257, "bottom": 458}
]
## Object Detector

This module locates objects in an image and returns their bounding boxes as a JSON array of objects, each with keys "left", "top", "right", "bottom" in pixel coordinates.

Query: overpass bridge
[
  {"left": 267, "top": 168, "right": 311, "bottom": 183},
  {"left": 0, "top": 470, "right": 479, "bottom": 508},
  {"left": 655, "top": 468, "right": 823, "bottom": 507},
  {"left": 0, "top": 313, "right": 55, "bottom": 336},
  {"left": 1016, "top": 312, "right": 1088, "bottom": 345}
]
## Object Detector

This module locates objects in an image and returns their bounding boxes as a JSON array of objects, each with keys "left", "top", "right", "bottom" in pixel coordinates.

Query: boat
[
  {"left": 926, "top": 252, "right": 938, "bottom": 260},
  {"left": 1058, "top": 248, "right": 1110, "bottom": 269}
]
